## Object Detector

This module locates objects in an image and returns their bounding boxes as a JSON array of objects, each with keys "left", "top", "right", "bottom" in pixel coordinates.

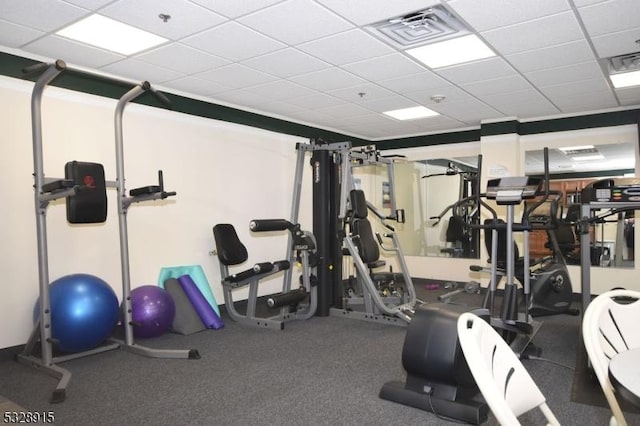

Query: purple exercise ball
[{"left": 129, "top": 285, "right": 175, "bottom": 338}]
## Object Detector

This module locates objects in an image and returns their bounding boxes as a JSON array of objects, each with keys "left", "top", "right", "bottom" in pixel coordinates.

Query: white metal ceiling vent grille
[
  {"left": 366, "top": 5, "right": 469, "bottom": 49},
  {"left": 608, "top": 51, "right": 640, "bottom": 74}
]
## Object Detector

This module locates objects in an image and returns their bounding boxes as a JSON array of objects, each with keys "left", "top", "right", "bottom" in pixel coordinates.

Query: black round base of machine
[{"left": 379, "top": 303, "right": 490, "bottom": 424}]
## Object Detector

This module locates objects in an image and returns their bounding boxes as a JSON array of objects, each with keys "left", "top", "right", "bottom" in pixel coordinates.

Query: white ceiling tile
[
  {"left": 251, "top": 100, "right": 306, "bottom": 117},
  {"left": 189, "top": 0, "right": 284, "bottom": 19},
  {"left": 0, "top": 19, "right": 44, "bottom": 47},
  {"left": 239, "top": 0, "right": 353, "bottom": 45},
  {"left": 378, "top": 72, "right": 450, "bottom": 94},
  {"left": 435, "top": 57, "right": 516, "bottom": 85},
  {"left": 245, "top": 80, "right": 317, "bottom": 101},
  {"left": 327, "top": 84, "right": 395, "bottom": 102},
  {"left": 25, "top": 35, "right": 124, "bottom": 68},
  {"left": 481, "top": 11, "right": 583, "bottom": 56},
  {"left": 241, "top": 49, "right": 331, "bottom": 78},
  {"left": 359, "top": 96, "right": 419, "bottom": 113},
  {"left": 537, "top": 78, "right": 612, "bottom": 98},
  {"left": 616, "top": 86, "right": 640, "bottom": 105},
  {"left": 182, "top": 22, "right": 285, "bottom": 61},
  {"left": 315, "top": 0, "right": 437, "bottom": 26},
  {"left": 62, "top": 0, "right": 113, "bottom": 8},
  {"left": 404, "top": 86, "right": 472, "bottom": 105},
  {"left": 591, "top": 29, "right": 640, "bottom": 59},
  {"left": 573, "top": 0, "right": 608, "bottom": 6},
  {"left": 100, "top": 58, "right": 184, "bottom": 83},
  {"left": 289, "top": 67, "right": 365, "bottom": 91},
  {"left": 449, "top": 0, "right": 570, "bottom": 32},
  {"left": 462, "top": 75, "right": 534, "bottom": 97},
  {"left": 284, "top": 92, "right": 345, "bottom": 109},
  {"left": 297, "top": 29, "right": 394, "bottom": 66},
  {"left": 163, "top": 76, "right": 231, "bottom": 96},
  {"left": 211, "top": 89, "right": 274, "bottom": 108},
  {"left": 506, "top": 40, "right": 595, "bottom": 73},
  {"left": 195, "top": 64, "right": 277, "bottom": 88},
  {"left": 545, "top": 89, "right": 618, "bottom": 112},
  {"left": 136, "top": 43, "right": 229, "bottom": 74},
  {"left": 2, "top": 0, "right": 88, "bottom": 31},
  {"left": 285, "top": 108, "right": 336, "bottom": 124},
  {"left": 102, "top": 0, "right": 227, "bottom": 40},
  {"left": 315, "top": 103, "right": 373, "bottom": 118},
  {"left": 577, "top": 0, "right": 640, "bottom": 37},
  {"left": 478, "top": 88, "right": 560, "bottom": 117},
  {"left": 430, "top": 98, "right": 504, "bottom": 124},
  {"left": 342, "top": 53, "right": 427, "bottom": 82},
  {"left": 408, "top": 115, "right": 469, "bottom": 132},
  {"left": 525, "top": 61, "right": 604, "bottom": 87}
]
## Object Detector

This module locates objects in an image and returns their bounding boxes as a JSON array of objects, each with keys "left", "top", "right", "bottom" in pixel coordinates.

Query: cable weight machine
[{"left": 17, "top": 59, "right": 199, "bottom": 403}]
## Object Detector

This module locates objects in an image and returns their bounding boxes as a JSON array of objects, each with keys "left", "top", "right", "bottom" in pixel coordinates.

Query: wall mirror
[
  {"left": 523, "top": 125, "right": 639, "bottom": 269},
  {"left": 353, "top": 152, "right": 481, "bottom": 258}
]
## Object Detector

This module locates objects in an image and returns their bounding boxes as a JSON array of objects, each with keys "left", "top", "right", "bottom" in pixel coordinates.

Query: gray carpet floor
[{"left": 1, "top": 284, "right": 638, "bottom": 425}]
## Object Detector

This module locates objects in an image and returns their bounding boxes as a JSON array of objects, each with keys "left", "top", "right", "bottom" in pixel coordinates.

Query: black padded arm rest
[
  {"left": 253, "top": 262, "right": 275, "bottom": 274},
  {"left": 223, "top": 268, "right": 263, "bottom": 284},
  {"left": 273, "top": 260, "right": 291, "bottom": 270}
]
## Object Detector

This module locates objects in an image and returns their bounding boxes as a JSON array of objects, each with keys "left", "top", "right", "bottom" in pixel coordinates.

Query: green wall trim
[
  {"left": 480, "top": 120, "right": 520, "bottom": 136},
  {"left": 374, "top": 128, "right": 481, "bottom": 149},
  {"left": 2, "top": 52, "right": 638, "bottom": 150}
]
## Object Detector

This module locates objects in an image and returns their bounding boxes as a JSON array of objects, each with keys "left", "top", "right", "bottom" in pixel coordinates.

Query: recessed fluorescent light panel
[
  {"left": 572, "top": 154, "right": 604, "bottom": 161},
  {"left": 610, "top": 70, "right": 640, "bottom": 88},
  {"left": 56, "top": 14, "right": 167, "bottom": 55},
  {"left": 383, "top": 106, "right": 439, "bottom": 120},
  {"left": 406, "top": 34, "right": 495, "bottom": 68},
  {"left": 558, "top": 145, "right": 595, "bottom": 153}
]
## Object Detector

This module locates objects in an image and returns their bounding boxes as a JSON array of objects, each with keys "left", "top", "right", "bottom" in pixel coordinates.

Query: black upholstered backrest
[
  {"left": 352, "top": 219, "right": 380, "bottom": 263},
  {"left": 350, "top": 189, "right": 368, "bottom": 220},
  {"left": 213, "top": 224, "right": 248, "bottom": 266}
]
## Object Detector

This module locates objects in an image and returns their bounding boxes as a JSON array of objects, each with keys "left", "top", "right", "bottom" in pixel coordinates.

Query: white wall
[{"left": 0, "top": 76, "right": 311, "bottom": 349}]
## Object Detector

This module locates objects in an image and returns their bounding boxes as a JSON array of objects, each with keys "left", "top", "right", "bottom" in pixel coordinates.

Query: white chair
[
  {"left": 582, "top": 289, "right": 640, "bottom": 426},
  {"left": 457, "top": 312, "right": 560, "bottom": 426}
]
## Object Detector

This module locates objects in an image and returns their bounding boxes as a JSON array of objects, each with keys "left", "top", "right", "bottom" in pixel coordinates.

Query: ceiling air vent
[
  {"left": 366, "top": 5, "right": 469, "bottom": 49},
  {"left": 608, "top": 51, "right": 640, "bottom": 74}
]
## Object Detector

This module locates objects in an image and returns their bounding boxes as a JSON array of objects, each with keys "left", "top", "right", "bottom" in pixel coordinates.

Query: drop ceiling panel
[
  {"left": 283, "top": 92, "right": 346, "bottom": 109},
  {"left": 244, "top": 80, "right": 317, "bottom": 101},
  {"left": 289, "top": 67, "right": 365, "bottom": 92},
  {"left": 505, "top": 40, "right": 595, "bottom": 73},
  {"left": 377, "top": 72, "right": 450, "bottom": 94},
  {"left": 0, "top": 19, "right": 44, "bottom": 48},
  {"left": 1, "top": 0, "right": 88, "bottom": 32},
  {"left": 524, "top": 61, "right": 605, "bottom": 87},
  {"left": 435, "top": 57, "right": 516, "bottom": 85},
  {"left": 101, "top": 0, "right": 227, "bottom": 40},
  {"left": 162, "top": 76, "right": 231, "bottom": 97},
  {"left": 404, "top": 86, "right": 472, "bottom": 105},
  {"left": 136, "top": 43, "right": 230, "bottom": 75},
  {"left": 546, "top": 90, "right": 619, "bottom": 112},
  {"left": 63, "top": 0, "right": 114, "bottom": 8},
  {"left": 577, "top": 0, "right": 640, "bottom": 37},
  {"left": 25, "top": 35, "right": 124, "bottom": 68},
  {"left": 357, "top": 96, "right": 419, "bottom": 113},
  {"left": 616, "top": 86, "right": 640, "bottom": 105},
  {"left": 188, "top": 0, "right": 285, "bottom": 19},
  {"left": 481, "top": 12, "right": 584, "bottom": 56},
  {"left": 101, "top": 58, "right": 184, "bottom": 83},
  {"left": 194, "top": 64, "right": 277, "bottom": 89},
  {"left": 538, "top": 78, "right": 613, "bottom": 99},
  {"left": 240, "top": 49, "right": 331, "bottom": 79},
  {"left": 461, "top": 75, "right": 534, "bottom": 97},
  {"left": 327, "top": 84, "right": 396, "bottom": 103},
  {"left": 342, "top": 53, "right": 426, "bottom": 82},
  {"left": 238, "top": 0, "right": 353, "bottom": 45},
  {"left": 182, "top": 22, "right": 286, "bottom": 62},
  {"left": 430, "top": 98, "right": 504, "bottom": 124},
  {"left": 297, "top": 29, "right": 395, "bottom": 66},
  {"left": 591, "top": 29, "right": 640, "bottom": 59},
  {"left": 448, "top": 0, "right": 570, "bottom": 32},
  {"left": 478, "top": 89, "right": 560, "bottom": 117},
  {"left": 314, "top": 102, "right": 373, "bottom": 119}
]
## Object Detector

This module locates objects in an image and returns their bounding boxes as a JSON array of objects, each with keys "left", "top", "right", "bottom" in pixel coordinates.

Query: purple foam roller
[{"left": 177, "top": 274, "right": 224, "bottom": 329}]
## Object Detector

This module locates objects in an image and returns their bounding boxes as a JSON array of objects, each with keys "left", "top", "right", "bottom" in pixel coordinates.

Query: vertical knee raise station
[{"left": 17, "top": 59, "right": 199, "bottom": 403}]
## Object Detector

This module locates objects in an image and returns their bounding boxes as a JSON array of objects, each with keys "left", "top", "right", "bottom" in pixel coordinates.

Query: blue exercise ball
[
  {"left": 129, "top": 285, "right": 175, "bottom": 338},
  {"left": 34, "top": 273, "right": 119, "bottom": 353}
]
